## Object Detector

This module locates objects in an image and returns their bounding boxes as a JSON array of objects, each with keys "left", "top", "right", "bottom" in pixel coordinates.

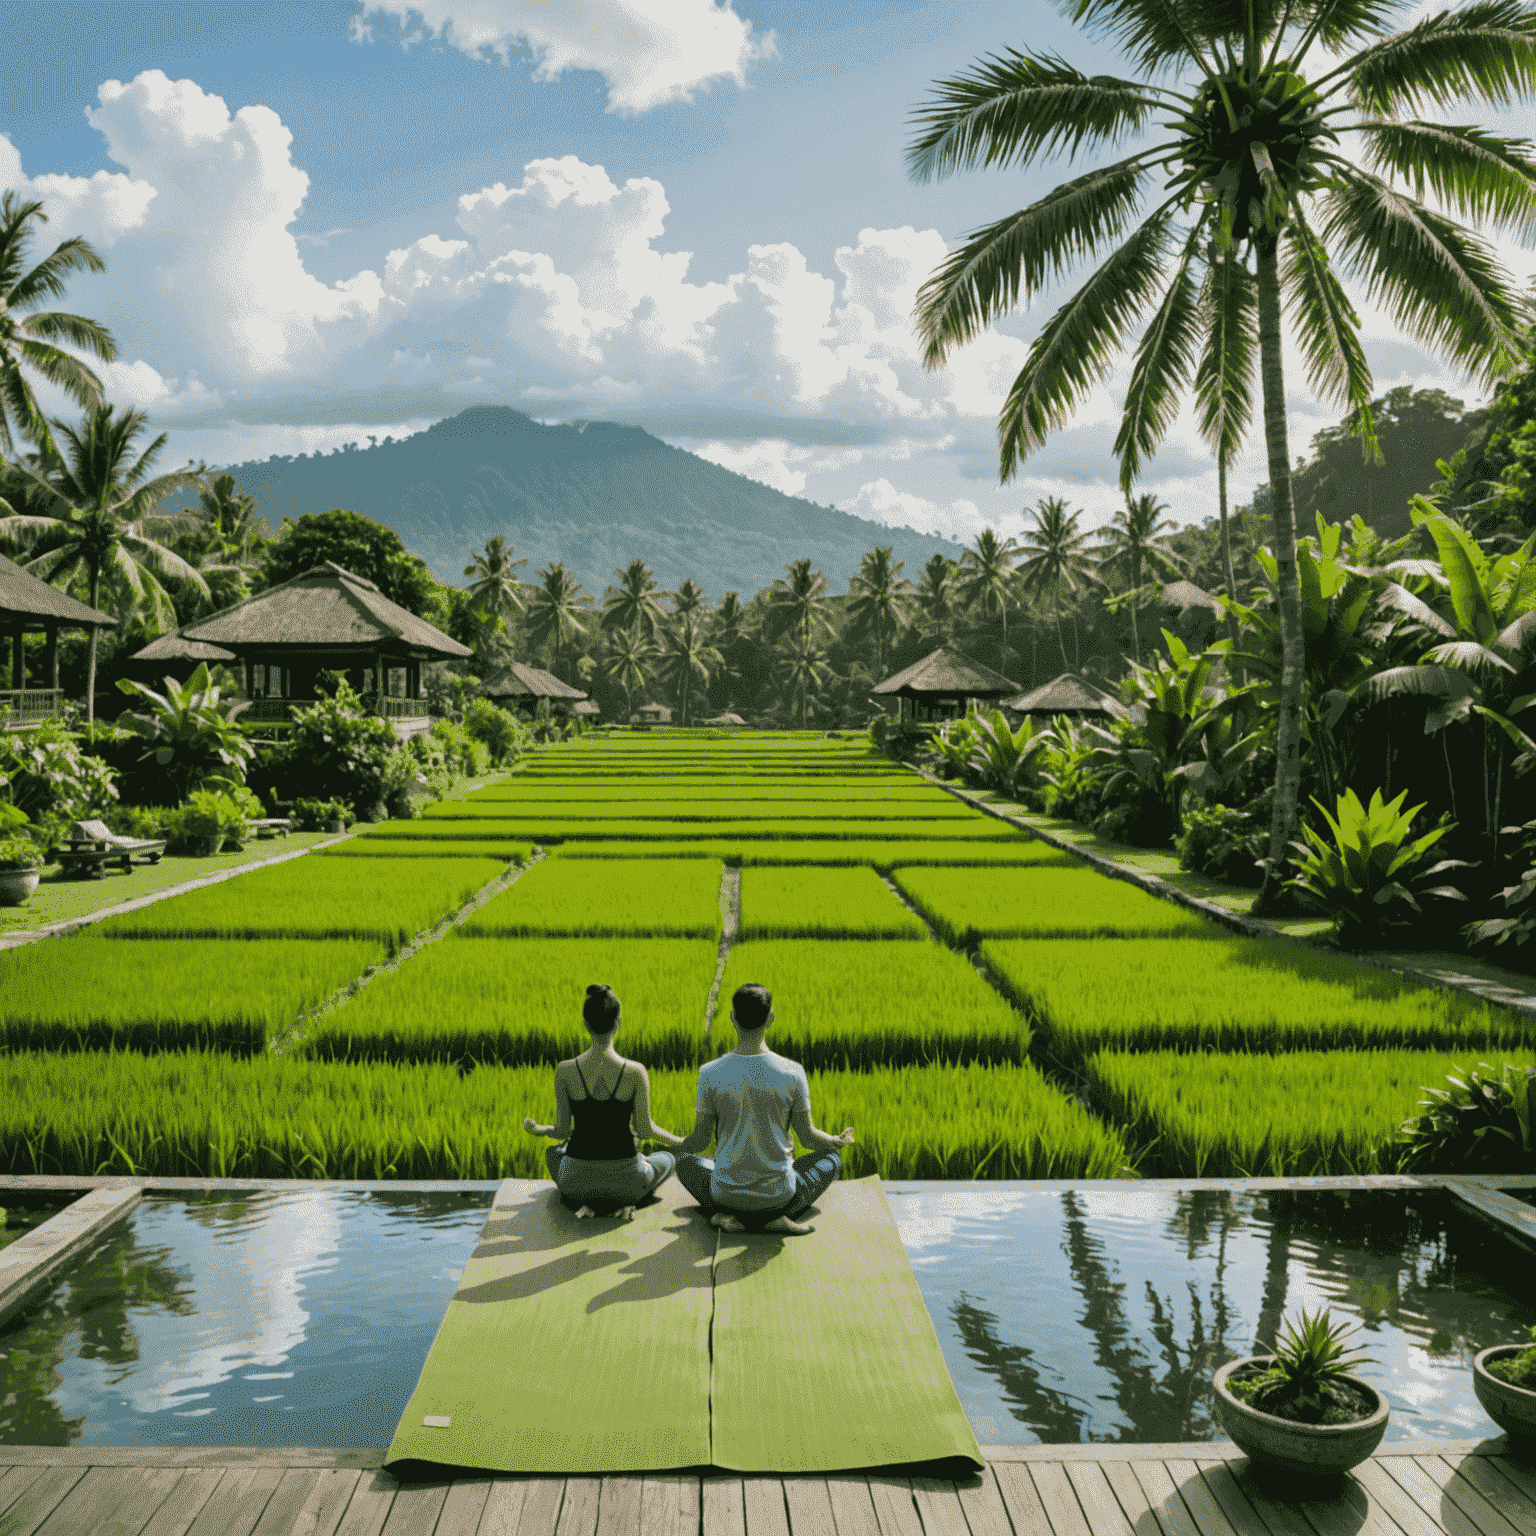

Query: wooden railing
[
  {"left": 0, "top": 688, "right": 64, "bottom": 728},
  {"left": 241, "top": 695, "right": 429, "bottom": 724},
  {"left": 376, "top": 695, "right": 427, "bottom": 719}
]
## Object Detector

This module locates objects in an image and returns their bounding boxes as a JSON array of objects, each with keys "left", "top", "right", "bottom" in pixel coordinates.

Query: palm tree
[
  {"left": 1017, "top": 496, "right": 1103, "bottom": 671},
  {"left": 605, "top": 626, "right": 652, "bottom": 723},
  {"left": 602, "top": 558, "right": 669, "bottom": 644},
  {"left": 764, "top": 558, "right": 832, "bottom": 649},
  {"left": 195, "top": 473, "right": 266, "bottom": 565},
  {"left": 0, "top": 404, "right": 202, "bottom": 718},
  {"left": 463, "top": 536, "right": 528, "bottom": 640},
  {"left": 0, "top": 192, "right": 117, "bottom": 453},
  {"left": 1097, "top": 493, "right": 1184, "bottom": 663},
  {"left": 658, "top": 613, "right": 723, "bottom": 727},
  {"left": 713, "top": 590, "right": 749, "bottom": 649},
  {"left": 915, "top": 553, "right": 960, "bottom": 643},
  {"left": 958, "top": 527, "right": 1019, "bottom": 664},
  {"left": 672, "top": 577, "right": 708, "bottom": 624},
  {"left": 847, "top": 546, "right": 914, "bottom": 676},
  {"left": 907, "top": 1, "right": 1536, "bottom": 904},
  {"left": 525, "top": 562, "right": 590, "bottom": 683},
  {"left": 776, "top": 632, "right": 832, "bottom": 729}
]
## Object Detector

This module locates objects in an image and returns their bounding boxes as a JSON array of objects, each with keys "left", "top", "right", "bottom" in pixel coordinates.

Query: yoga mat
[
  {"left": 384, "top": 1176, "right": 715, "bottom": 1474},
  {"left": 710, "top": 1176, "right": 983, "bottom": 1474}
]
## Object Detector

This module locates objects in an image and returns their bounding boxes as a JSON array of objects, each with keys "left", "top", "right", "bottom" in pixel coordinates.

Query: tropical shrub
[
  {"left": 1037, "top": 715, "right": 1109, "bottom": 823},
  {"left": 430, "top": 716, "right": 490, "bottom": 778},
  {"left": 114, "top": 662, "right": 255, "bottom": 802},
  {"left": 462, "top": 697, "right": 528, "bottom": 765},
  {"left": 969, "top": 708, "right": 1050, "bottom": 800},
  {"left": 0, "top": 721, "right": 119, "bottom": 849},
  {"left": 1288, "top": 788, "right": 1468, "bottom": 948},
  {"left": 292, "top": 797, "right": 355, "bottom": 832},
  {"left": 275, "top": 679, "right": 400, "bottom": 818},
  {"left": 1395, "top": 1060, "right": 1535, "bottom": 1174},
  {"left": 1176, "top": 802, "right": 1265, "bottom": 886},
  {"left": 1465, "top": 817, "right": 1536, "bottom": 957},
  {"left": 168, "top": 788, "right": 249, "bottom": 853},
  {"left": 1227, "top": 1309, "right": 1375, "bottom": 1425},
  {"left": 0, "top": 832, "right": 43, "bottom": 871}
]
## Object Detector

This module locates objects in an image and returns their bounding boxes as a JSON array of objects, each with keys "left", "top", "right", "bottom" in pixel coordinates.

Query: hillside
[{"left": 168, "top": 407, "right": 962, "bottom": 596}]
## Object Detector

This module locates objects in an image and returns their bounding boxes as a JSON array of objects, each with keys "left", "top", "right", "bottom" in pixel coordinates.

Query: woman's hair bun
[
  {"left": 586, "top": 983, "right": 611, "bottom": 999},
  {"left": 583, "top": 983, "right": 621, "bottom": 1030}
]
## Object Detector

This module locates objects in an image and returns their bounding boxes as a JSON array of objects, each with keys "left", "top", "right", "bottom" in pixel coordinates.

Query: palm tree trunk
[
  {"left": 1254, "top": 239, "right": 1308, "bottom": 911},
  {"left": 1218, "top": 451, "right": 1241, "bottom": 675},
  {"left": 86, "top": 564, "right": 101, "bottom": 723},
  {"left": 1055, "top": 590, "right": 1070, "bottom": 672}
]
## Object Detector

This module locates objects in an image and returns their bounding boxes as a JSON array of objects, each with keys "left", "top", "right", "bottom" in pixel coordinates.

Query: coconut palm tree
[
  {"left": 1017, "top": 496, "right": 1104, "bottom": 671},
  {"left": 907, "top": 0, "right": 1536, "bottom": 904},
  {"left": 525, "top": 562, "right": 590, "bottom": 683},
  {"left": 958, "top": 527, "right": 1020, "bottom": 663},
  {"left": 764, "top": 558, "right": 832, "bottom": 649},
  {"left": 672, "top": 577, "right": 708, "bottom": 625},
  {"left": 847, "top": 546, "right": 914, "bottom": 676},
  {"left": 776, "top": 632, "right": 832, "bottom": 729},
  {"left": 602, "top": 558, "right": 669, "bottom": 644},
  {"left": 0, "top": 404, "right": 202, "bottom": 718},
  {"left": 915, "top": 552, "right": 961, "bottom": 643},
  {"left": 605, "top": 626, "right": 652, "bottom": 723},
  {"left": 0, "top": 192, "right": 117, "bottom": 453},
  {"left": 463, "top": 536, "right": 528, "bottom": 638},
  {"left": 1098, "top": 493, "right": 1185, "bottom": 663},
  {"left": 658, "top": 613, "right": 723, "bottom": 727}
]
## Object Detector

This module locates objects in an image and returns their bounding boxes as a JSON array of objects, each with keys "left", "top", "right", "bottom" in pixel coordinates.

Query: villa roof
[
  {"left": 872, "top": 647, "right": 1016, "bottom": 698},
  {"left": 180, "top": 562, "right": 472, "bottom": 658},
  {"left": 129, "top": 630, "right": 237, "bottom": 664},
  {"left": 1004, "top": 673, "right": 1129, "bottom": 718},
  {"left": 0, "top": 552, "right": 117, "bottom": 628},
  {"left": 1162, "top": 579, "right": 1225, "bottom": 613},
  {"left": 480, "top": 661, "right": 587, "bottom": 701}
]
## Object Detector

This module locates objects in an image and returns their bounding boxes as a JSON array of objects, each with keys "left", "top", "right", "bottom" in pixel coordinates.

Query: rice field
[{"left": 11, "top": 725, "right": 1531, "bottom": 1182}]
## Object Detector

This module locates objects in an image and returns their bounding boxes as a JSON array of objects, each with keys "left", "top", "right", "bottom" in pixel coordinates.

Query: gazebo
[
  {"left": 480, "top": 661, "right": 589, "bottom": 715},
  {"left": 635, "top": 702, "right": 672, "bottom": 725},
  {"left": 125, "top": 630, "right": 237, "bottom": 685},
  {"left": 871, "top": 647, "right": 1017, "bottom": 724},
  {"left": 175, "top": 561, "right": 471, "bottom": 726},
  {"left": 1004, "top": 673, "right": 1129, "bottom": 723},
  {"left": 0, "top": 552, "right": 117, "bottom": 727},
  {"left": 1160, "top": 579, "right": 1226, "bottom": 649}
]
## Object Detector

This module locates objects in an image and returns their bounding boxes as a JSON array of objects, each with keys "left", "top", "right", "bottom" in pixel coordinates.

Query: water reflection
[{"left": 893, "top": 1187, "right": 1534, "bottom": 1445}]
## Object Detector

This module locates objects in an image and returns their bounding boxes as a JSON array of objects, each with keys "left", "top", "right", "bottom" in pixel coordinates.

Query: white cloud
[
  {"left": 354, "top": 0, "right": 776, "bottom": 114},
  {"left": 846, "top": 477, "right": 984, "bottom": 541}
]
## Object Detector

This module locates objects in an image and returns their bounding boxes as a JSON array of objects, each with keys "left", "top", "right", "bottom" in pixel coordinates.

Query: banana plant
[
  {"left": 968, "top": 707, "right": 1051, "bottom": 799},
  {"left": 116, "top": 661, "right": 253, "bottom": 803}
]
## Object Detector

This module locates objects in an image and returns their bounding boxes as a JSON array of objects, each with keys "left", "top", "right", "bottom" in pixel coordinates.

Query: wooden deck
[{"left": 1, "top": 1442, "right": 1533, "bottom": 1536}]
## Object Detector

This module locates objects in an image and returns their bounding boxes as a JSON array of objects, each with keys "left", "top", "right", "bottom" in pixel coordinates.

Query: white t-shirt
[{"left": 698, "top": 1050, "right": 811, "bottom": 1209}]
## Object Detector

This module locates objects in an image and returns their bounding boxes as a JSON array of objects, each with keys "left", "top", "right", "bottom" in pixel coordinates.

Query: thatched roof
[
  {"left": 0, "top": 552, "right": 116, "bottom": 628},
  {"left": 571, "top": 700, "right": 601, "bottom": 716},
  {"left": 1162, "top": 579, "right": 1224, "bottom": 613},
  {"left": 181, "top": 562, "right": 472, "bottom": 658},
  {"left": 1005, "top": 673, "right": 1129, "bottom": 719},
  {"left": 872, "top": 647, "right": 1016, "bottom": 698},
  {"left": 707, "top": 712, "right": 747, "bottom": 727},
  {"left": 129, "top": 631, "right": 236, "bottom": 664},
  {"left": 636, "top": 703, "right": 672, "bottom": 722},
  {"left": 480, "top": 661, "right": 587, "bottom": 701}
]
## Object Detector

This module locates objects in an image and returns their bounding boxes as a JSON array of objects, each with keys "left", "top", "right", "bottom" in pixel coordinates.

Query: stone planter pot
[
  {"left": 326, "top": 819, "right": 345, "bottom": 835},
  {"left": 1474, "top": 1346, "right": 1536, "bottom": 1446},
  {"left": 1213, "top": 1358, "right": 1389, "bottom": 1479},
  {"left": 191, "top": 833, "right": 223, "bottom": 857},
  {"left": 0, "top": 868, "right": 41, "bottom": 906}
]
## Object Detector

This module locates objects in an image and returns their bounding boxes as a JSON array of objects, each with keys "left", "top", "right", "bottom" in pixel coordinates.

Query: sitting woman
[{"left": 523, "top": 983, "right": 683, "bottom": 1220}]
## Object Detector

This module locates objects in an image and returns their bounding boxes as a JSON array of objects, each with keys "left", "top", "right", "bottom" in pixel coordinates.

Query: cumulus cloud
[
  {"left": 846, "top": 478, "right": 984, "bottom": 542},
  {"left": 354, "top": 0, "right": 775, "bottom": 114}
]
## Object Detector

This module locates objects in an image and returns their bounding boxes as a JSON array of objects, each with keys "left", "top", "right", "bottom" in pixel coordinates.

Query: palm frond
[
  {"left": 1287, "top": 0, "right": 1399, "bottom": 58},
  {"left": 120, "top": 467, "right": 199, "bottom": 522},
  {"left": 1194, "top": 242, "right": 1257, "bottom": 462},
  {"left": 1358, "top": 120, "right": 1536, "bottom": 240},
  {"left": 1281, "top": 204, "right": 1378, "bottom": 459},
  {"left": 1114, "top": 220, "right": 1205, "bottom": 490},
  {"left": 1420, "top": 638, "right": 1516, "bottom": 673},
  {"left": 1343, "top": 0, "right": 1536, "bottom": 116},
  {"left": 998, "top": 207, "right": 1176, "bottom": 481},
  {"left": 1360, "top": 662, "right": 1468, "bottom": 704},
  {"left": 1376, "top": 581, "right": 1457, "bottom": 637},
  {"left": 15, "top": 343, "right": 106, "bottom": 410},
  {"left": 1322, "top": 171, "right": 1523, "bottom": 387},
  {"left": 20, "top": 309, "right": 117, "bottom": 363},
  {"left": 914, "top": 157, "right": 1152, "bottom": 366},
  {"left": 5, "top": 234, "right": 109, "bottom": 310},
  {"left": 1059, "top": 0, "right": 1229, "bottom": 74},
  {"left": 120, "top": 532, "right": 211, "bottom": 594},
  {"left": 906, "top": 49, "right": 1155, "bottom": 183}
]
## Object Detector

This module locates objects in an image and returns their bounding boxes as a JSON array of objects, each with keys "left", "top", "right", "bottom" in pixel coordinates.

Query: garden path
[{"left": 2, "top": 1442, "right": 1532, "bottom": 1536}]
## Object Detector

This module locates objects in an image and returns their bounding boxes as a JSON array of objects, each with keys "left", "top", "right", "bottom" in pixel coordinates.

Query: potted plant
[
  {"left": 1474, "top": 1325, "right": 1536, "bottom": 1446},
  {"left": 0, "top": 824, "right": 44, "bottom": 905},
  {"left": 1212, "top": 1308, "right": 1389, "bottom": 1480},
  {"left": 176, "top": 788, "right": 248, "bottom": 857}
]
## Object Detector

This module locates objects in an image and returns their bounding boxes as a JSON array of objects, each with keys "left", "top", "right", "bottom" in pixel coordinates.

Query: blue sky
[{"left": 4, "top": 0, "right": 1534, "bottom": 547}]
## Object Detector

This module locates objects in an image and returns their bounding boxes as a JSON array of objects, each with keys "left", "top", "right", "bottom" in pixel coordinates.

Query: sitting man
[{"left": 674, "top": 982, "right": 854, "bottom": 1236}]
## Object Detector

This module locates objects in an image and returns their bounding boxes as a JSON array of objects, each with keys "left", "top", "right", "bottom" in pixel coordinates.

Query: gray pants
[{"left": 546, "top": 1142, "right": 676, "bottom": 1205}]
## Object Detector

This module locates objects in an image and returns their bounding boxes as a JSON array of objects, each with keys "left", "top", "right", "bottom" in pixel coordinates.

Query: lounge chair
[{"left": 58, "top": 819, "right": 166, "bottom": 878}]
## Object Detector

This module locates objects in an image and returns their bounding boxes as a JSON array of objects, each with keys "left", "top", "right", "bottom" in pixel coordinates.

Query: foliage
[
  {"left": 984, "top": 937, "right": 1520, "bottom": 1066},
  {"left": 257, "top": 508, "right": 441, "bottom": 616},
  {"left": 462, "top": 535, "right": 527, "bottom": 642},
  {"left": 713, "top": 938, "right": 1030, "bottom": 1070},
  {"left": 462, "top": 697, "right": 528, "bottom": 765},
  {"left": 846, "top": 546, "right": 913, "bottom": 675},
  {"left": 458, "top": 856, "right": 724, "bottom": 939},
  {"left": 1176, "top": 802, "right": 1264, "bottom": 886},
  {"left": 970, "top": 708, "right": 1052, "bottom": 799},
  {"left": 0, "top": 720, "right": 118, "bottom": 849},
  {"left": 1232, "top": 1309, "right": 1376, "bottom": 1425},
  {"left": 1037, "top": 714, "right": 1110, "bottom": 823},
  {"left": 525, "top": 561, "right": 591, "bottom": 681},
  {"left": 0, "top": 938, "right": 384, "bottom": 1057},
  {"left": 292, "top": 797, "right": 355, "bottom": 832},
  {"left": 601, "top": 558, "right": 669, "bottom": 645},
  {"left": 737, "top": 865, "right": 928, "bottom": 940},
  {"left": 1017, "top": 497, "right": 1102, "bottom": 671},
  {"left": 429, "top": 716, "right": 490, "bottom": 779},
  {"left": 115, "top": 662, "right": 254, "bottom": 802},
  {"left": 1395, "top": 1059, "right": 1536, "bottom": 1175},
  {"left": 174, "top": 787, "right": 250, "bottom": 851},
  {"left": 275, "top": 678, "right": 401, "bottom": 819},
  {"left": 1288, "top": 787, "right": 1468, "bottom": 948},
  {"left": 302, "top": 936, "right": 716, "bottom": 1070},
  {"left": 0, "top": 833, "right": 43, "bottom": 871},
  {"left": 1466, "top": 816, "right": 1536, "bottom": 954},
  {"left": 1485, "top": 1326, "right": 1536, "bottom": 1390},
  {"left": 98, "top": 851, "right": 493, "bottom": 945},
  {"left": 1086, "top": 1048, "right": 1536, "bottom": 1179},
  {"left": 1096, "top": 493, "right": 1183, "bottom": 661}
]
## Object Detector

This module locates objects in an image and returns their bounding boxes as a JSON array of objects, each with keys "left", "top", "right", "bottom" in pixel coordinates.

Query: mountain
[{"left": 170, "top": 407, "right": 964, "bottom": 596}]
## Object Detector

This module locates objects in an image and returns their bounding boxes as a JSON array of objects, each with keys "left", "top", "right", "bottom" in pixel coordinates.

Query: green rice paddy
[{"left": 7, "top": 726, "right": 1533, "bottom": 1181}]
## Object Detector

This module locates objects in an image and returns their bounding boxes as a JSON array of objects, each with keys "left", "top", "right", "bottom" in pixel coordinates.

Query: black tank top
[{"left": 565, "top": 1061, "right": 638, "bottom": 1160}]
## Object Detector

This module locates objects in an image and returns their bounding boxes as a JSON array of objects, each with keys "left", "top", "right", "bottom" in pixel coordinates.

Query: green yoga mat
[{"left": 385, "top": 1174, "right": 982, "bottom": 1476}]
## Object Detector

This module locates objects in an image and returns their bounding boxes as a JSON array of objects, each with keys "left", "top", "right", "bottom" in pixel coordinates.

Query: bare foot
[
  {"left": 575, "top": 1205, "right": 595, "bottom": 1219},
  {"left": 617, "top": 1205, "right": 636, "bottom": 1223},
  {"left": 762, "top": 1214, "right": 813, "bottom": 1235},
  {"left": 710, "top": 1213, "right": 746, "bottom": 1232}
]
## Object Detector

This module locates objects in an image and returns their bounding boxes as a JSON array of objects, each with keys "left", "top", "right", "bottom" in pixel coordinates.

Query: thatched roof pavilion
[
  {"left": 179, "top": 561, "right": 470, "bottom": 724},
  {"left": 480, "top": 661, "right": 588, "bottom": 714},
  {"left": 1161, "top": 579, "right": 1224, "bottom": 614},
  {"left": 1004, "top": 673, "right": 1129, "bottom": 722},
  {"left": 0, "top": 552, "right": 117, "bottom": 726},
  {"left": 872, "top": 647, "right": 1017, "bottom": 723},
  {"left": 125, "top": 630, "right": 237, "bottom": 684}
]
